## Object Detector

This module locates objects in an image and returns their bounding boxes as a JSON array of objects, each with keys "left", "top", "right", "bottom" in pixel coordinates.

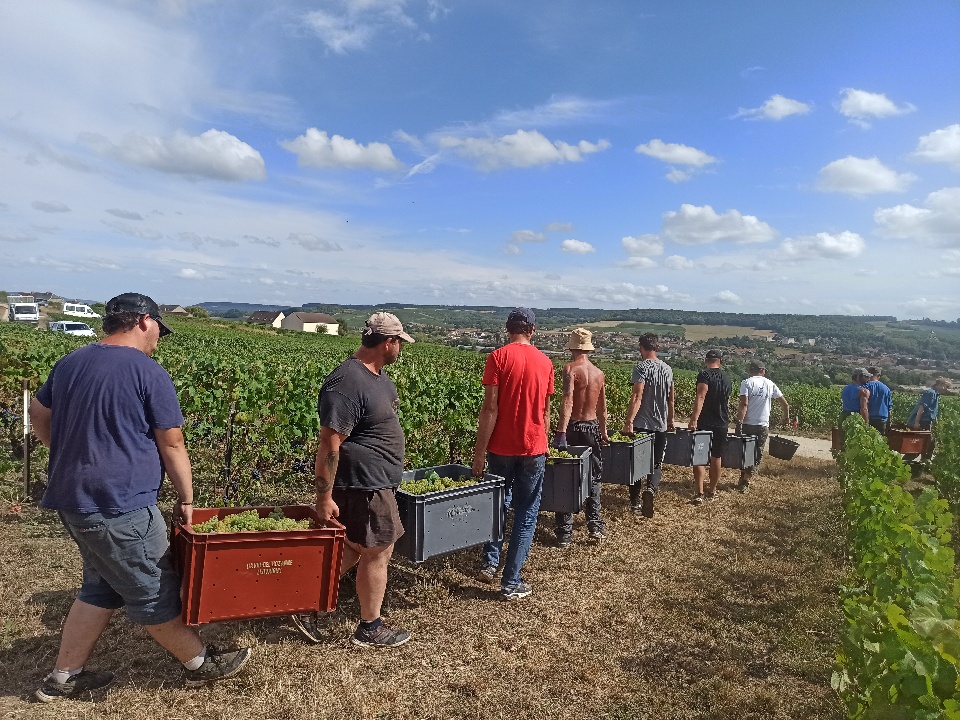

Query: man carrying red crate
[
  {"left": 292, "top": 312, "right": 414, "bottom": 648},
  {"left": 28, "top": 293, "right": 251, "bottom": 702}
]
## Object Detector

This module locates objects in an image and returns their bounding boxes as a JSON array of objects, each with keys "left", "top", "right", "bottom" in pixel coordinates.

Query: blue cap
[{"left": 508, "top": 307, "right": 536, "bottom": 325}]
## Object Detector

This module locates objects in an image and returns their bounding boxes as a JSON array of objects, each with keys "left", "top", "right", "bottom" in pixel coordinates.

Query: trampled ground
[{"left": 0, "top": 456, "right": 845, "bottom": 720}]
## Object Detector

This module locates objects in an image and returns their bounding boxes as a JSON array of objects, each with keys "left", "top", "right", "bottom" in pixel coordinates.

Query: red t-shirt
[{"left": 483, "top": 342, "right": 555, "bottom": 456}]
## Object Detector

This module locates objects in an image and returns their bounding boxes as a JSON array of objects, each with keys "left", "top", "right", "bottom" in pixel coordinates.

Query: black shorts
[
  {"left": 698, "top": 425, "right": 728, "bottom": 458},
  {"left": 332, "top": 487, "right": 404, "bottom": 548}
]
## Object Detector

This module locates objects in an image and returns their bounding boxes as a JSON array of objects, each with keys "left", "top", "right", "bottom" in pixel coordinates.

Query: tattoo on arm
[{"left": 316, "top": 450, "right": 338, "bottom": 493}]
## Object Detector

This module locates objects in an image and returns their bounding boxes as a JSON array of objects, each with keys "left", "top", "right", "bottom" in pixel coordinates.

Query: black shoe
[
  {"left": 291, "top": 612, "right": 332, "bottom": 644},
  {"left": 587, "top": 528, "right": 606, "bottom": 543},
  {"left": 501, "top": 581, "right": 533, "bottom": 601},
  {"left": 641, "top": 489, "right": 655, "bottom": 518},
  {"left": 185, "top": 647, "right": 252, "bottom": 687},
  {"left": 36, "top": 670, "right": 114, "bottom": 702},
  {"left": 556, "top": 535, "right": 572, "bottom": 549},
  {"left": 352, "top": 621, "right": 411, "bottom": 648},
  {"left": 630, "top": 502, "right": 643, "bottom": 516}
]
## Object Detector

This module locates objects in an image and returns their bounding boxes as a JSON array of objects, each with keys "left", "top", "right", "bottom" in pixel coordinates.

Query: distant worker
[
  {"left": 688, "top": 349, "right": 732, "bottom": 505},
  {"left": 734, "top": 361, "right": 790, "bottom": 493},
  {"left": 292, "top": 312, "right": 415, "bottom": 648},
  {"left": 553, "top": 327, "right": 607, "bottom": 546},
  {"left": 840, "top": 369, "right": 870, "bottom": 425},
  {"left": 473, "top": 308, "right": 554, "bottom": 600},
  {"left": 905, "top": 378, "right": 953, "bottom": 462},
  {"left": 29, "top": 293, "right": 251, "bottom": 702},
  {"left": 865, "top": 366, "right": 893, "bottom": 434},
  {"left": 621, "top": 332, "right": 675, "bottom": 517}
]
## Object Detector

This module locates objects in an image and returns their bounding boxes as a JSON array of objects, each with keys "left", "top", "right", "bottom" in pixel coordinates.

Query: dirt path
[{"left": 772, "top": 433, "right": 834, "bottom": 461}]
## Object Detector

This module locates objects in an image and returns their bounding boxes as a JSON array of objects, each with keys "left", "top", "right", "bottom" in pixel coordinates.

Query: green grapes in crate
[
  {"left": 547, "top": 448, "right": 575, "bottom": 464},
  {"left": 192, "top": 507, "right": 311, "bottom": 533},
  {"left": 609, "top": 432, "right": 634, "bottom": 443},
  {"left": 400, "top": 470, "right": 476, "bottom": 495}
]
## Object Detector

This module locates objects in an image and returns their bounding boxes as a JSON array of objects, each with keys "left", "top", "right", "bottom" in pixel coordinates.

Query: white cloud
[
  {"left": 912, "top": 124, "right": 960, "bottom": 168},
  {"left": 493, "top": 96, "right": 620, "bottom": 129},
  {"left": 622, "top": 234, "right": 664, "bottom": 257},
  {"left": 661, "top": 204, "right": 777, "bottom": 245},
  {"left": 837, "top": 89, "right": 915, "bottom": 127},
  {"left": 735, "top": 94, "right": 812, "bottom": 121},
  {"left": 438, "top": 130, "right": 610, "bottom": 171},
  {"left": 282, "top": 128, "right": 404, "bottom": 171},
  {"left": 617, "top": 256, "right": 657, "bottom": 269},
  {"left": 102, "top": 219, "right": 164, "bottom": 241},
  {"left": 711, "top": 290, "right": 741, "bottom": 304},
  {"left": 664, "top": 255, "right": 695, "bottom": 270},
  {"left": 511, "top": 229, "right": 547, "bottom": 244},
  {"left": 503, "top": 244, "right": 521, "bottom": 256},
  {"left": 245, "top": 235, "right": 281, "bottom": 247},
  {"left": 31, "top": 200, "right": 71, "bottom": 213},
  {"left": 106, "top": 208, "right": 143, "bottom": 220},
  {"left": 178, "top": 267, "right": 205, "bottom": 279},
  {"left": 841, "top": 304, "right": 866, "bottom": 315},
  {"left": 0, "top": 232, "right": 38, "bottom": 244},
  {"left": 561, "top": 239, "right": 595, "bottom": 254},
  {"left": 665, "top": 169, "right": 692, "bottom": 183},
  {"left": 290, "top": 232, "right": 344, "bottom": 252},
  {"left": 817, "top": 156, "right": 915, "bottom": 196},
  {"left": 899, "top": 297, "right": 958, "bottom": 317},
  {"left": 84, "top": 129, "right": 266, "bottom": 181},
  {"left": 874, "top": 187, "right": 960, "bottom": 245},
  {"left": 302, "top": 1, "right": 427, "bottom": 55},
  {"left": 781, "top": 231, "right": 866, "bottom": 260},
  {"left": 545, "top": 221, "right": 573, "bottom": 233},
  {"left": 635, "top": 139, "right": 716, "bottom": 167}
]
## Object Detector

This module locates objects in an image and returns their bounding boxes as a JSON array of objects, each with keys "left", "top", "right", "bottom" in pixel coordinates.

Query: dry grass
[{"left": 0, "top": 457, "right": 845, "bottom": 719}]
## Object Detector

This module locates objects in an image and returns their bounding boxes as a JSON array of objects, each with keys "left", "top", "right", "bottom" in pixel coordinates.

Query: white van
[{"left": 62, "top": 303, "right": 101, "bottom": 319}]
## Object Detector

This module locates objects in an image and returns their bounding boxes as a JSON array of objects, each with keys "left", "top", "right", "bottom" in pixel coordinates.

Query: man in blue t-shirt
[
  {"left": 905, "top": 378, "right": 952, "bottom": 462},
  {"left": 865, "top": 366, "right": 893, "bottom": 434},
  {"left": 29, "top": 293, "right": 250, "bottom": 702}
]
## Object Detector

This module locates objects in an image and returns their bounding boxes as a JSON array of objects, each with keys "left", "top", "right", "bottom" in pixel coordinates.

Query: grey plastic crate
[
  {"left": 601, "top": 433, "right": 654, "bottom": 486},
  {"left": 395, "top": 464, "right": 505, "bottom": 563},
  {"left": 541, "top": 446, "right": 591, "bottom": 513},
  {"left": 720, "top": 435, "right": 757, "bottom": 469},
  {"left": 663, "top": 429, "right": 712, "bottom": 466}
]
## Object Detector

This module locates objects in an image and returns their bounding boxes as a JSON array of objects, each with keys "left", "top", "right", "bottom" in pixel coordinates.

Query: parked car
[
  {"left": 62, "top": 303, "right": 101, "bottom": 319},
  {"left": 49, "top": 321, "right": 96, "bottom": 337}
]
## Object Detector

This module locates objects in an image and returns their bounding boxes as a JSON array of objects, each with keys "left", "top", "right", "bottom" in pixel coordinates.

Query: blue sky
[{"left": 2, "top": 1, "right": 959, "bottom": 318}]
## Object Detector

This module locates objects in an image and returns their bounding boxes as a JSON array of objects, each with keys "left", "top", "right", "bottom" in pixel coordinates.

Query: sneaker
[
  {"left": 705, "top": 490, "right": 717, "bottom": 502},
  {"left": 185, "top": 647, "right": 252, "bottom": 687},
  {"left": 641, "top": 489, "right": 655, "bottom": 518},
  {"left": 477, "top": 565, "right": 498, "bottom": 584},
  {"left": 501, "top": 582, "right": 533, "bottom": 601},
  {"left": 291, "top": 612, "right": 330, "bottom": 644},
  {"left": 556, "top": 535, "right": 572, "bottom": 549},
  {"left": 737, "top": 480, "right": 750, "bottom": 494},
  {"left": 690, "top": 493, "right": 704, "bottom": 506},
  {"left": 36, "top": 670, "right": 114, "bottom": 702},
  {"left": 352, "top": 621, "right": 411, "bottom": 648},
  {"left": 630, "top": 502, "right": 643, "bottom": 516},
  {"left": 587, "top": 528, "right": 606, "bottom": 543}
]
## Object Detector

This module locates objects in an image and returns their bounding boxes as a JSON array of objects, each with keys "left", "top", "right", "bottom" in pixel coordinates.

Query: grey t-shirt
[
  {"left": 631, "top": 359, "right": 674, "bottom": 432},
  {"left": 318, "top": 357, "right": 405, "bottom": 490}
]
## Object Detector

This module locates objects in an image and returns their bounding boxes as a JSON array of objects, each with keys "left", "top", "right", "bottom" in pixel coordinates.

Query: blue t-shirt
[
  {"left": 865, "top": 380, "right": 892, "bottom": 420},
  {"left": 36, "top": 343, "right": 184, "bottom": 513},
  {"left": 841, "top": 383, "right": 864, "bottom": 413},
  {"left": 907, "top": 389, "right": 940, "bottom": 428}
]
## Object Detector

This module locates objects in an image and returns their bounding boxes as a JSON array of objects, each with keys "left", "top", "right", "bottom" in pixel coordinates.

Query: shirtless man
[{"left": 552, "top": 328, "right": 608, "bottom": 546}]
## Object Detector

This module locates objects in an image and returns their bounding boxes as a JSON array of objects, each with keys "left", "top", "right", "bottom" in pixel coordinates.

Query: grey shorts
[{"left": 59, "top": 505, "right": 182, "bottom": 626}]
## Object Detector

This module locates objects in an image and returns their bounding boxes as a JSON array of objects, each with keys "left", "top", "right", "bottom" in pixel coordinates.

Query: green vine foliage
[
  {"left": 932, "top": 405, "right": 960, "bottom": 519},
  {"left": 834, "top": 415, "right": 960, "bottom": 719}
]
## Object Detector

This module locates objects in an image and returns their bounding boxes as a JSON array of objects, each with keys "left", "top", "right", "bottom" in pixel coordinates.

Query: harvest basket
[
  {"left": 396, "top": 464, "right": 505, "bottom": 563},
  {"left": 601, "top": 433, "right": 653, "bottom": 486},
  {"left": 173, "top": 506, "right": 345, "bottom": 626},
  {"left": 768, "top": 435, "right": 800, "bottom": 461},
  {"left": 541, "top": 446, "right": 592, "bottom": 513}
]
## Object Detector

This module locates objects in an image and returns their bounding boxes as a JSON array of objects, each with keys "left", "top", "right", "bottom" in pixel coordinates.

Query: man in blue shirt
[
  {"left": 865, "top": 366, "right": 893, "bottom": 434},
  {"left": 909, "top": 378, "right": 951, "bottom": 430},
  {"left": 29, "top": 293, "right": 251, "bottom": 701},
  {"left": 840, "top": 369, "right": 870, "bottom": 424}
]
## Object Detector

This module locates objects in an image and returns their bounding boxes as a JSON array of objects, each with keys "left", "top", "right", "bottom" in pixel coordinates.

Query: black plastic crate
[
  {"left": 395, "top": 464, "right": 505, "bottom": 563},
  {"left": 601, "top": 434, "right": 654, "bottom": 486},
  {"left": 721, "top": 435, "right": 757, "bottom": 469},
  {"left": 541, "top": 446, "right": 591, "bottom": 513},
  {"left": 663, "top": 429, "right": 712, "bottom": 466}
]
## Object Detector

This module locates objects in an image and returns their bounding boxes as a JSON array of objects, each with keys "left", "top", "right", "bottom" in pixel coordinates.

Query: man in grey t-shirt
[{"left": 622, "top": 333, "right": 675, "bottom": 518}]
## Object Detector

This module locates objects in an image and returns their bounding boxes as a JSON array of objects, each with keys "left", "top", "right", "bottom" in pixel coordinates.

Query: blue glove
[{"left": 553, "top": 431, "right": 567, "bottom": 450}]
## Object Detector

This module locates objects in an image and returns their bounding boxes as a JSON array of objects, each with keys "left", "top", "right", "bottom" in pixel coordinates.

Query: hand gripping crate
[
  {"left": 395, "top": 464, "right": 505, "bottom": 563},
  {"left": 173, "top": 506, "right": 345, "bottom": 626},
  {"left": 541, "top": 446, "right": 592, "bottom": 513},
  {"left": 663, "top": 430, "right": 712, "bottom": 467},
  {"left": 886, "top": 429, "right": 932, "bottom": 455},
  {"left": 601, "top": 433, "right": 654, "bottom": 486},
  {"left": 768, "top": 435, "right": 800, "bottom": 461},
  {"left": 720, "top": 434, "right": 757, "bottom": 469}
]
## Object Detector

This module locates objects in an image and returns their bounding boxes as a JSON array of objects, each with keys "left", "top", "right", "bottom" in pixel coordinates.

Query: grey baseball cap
[{"left": 363, "top": 312, "right": 414, "bottom": 342}]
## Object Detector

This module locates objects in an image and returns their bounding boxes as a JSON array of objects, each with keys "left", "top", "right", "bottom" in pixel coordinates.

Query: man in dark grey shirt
[
  {"left": 622, "top": 333, "right": 674, "bottom": 518},
  {"left": 292, "top": 312, "right": 414, "bottom": 649}
]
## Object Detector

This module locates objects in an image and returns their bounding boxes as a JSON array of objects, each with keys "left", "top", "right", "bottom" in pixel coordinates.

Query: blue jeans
[{"left": 481, "top": 452, "right": 545, "bottom": 589}]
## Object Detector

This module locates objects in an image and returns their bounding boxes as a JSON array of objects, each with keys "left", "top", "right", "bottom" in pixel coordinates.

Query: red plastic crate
[
  {"left": 887, "top": 429, "right": 931, "bottom": 455},
  {"left": 172, "top": 506, "right": 345, "bottom": 626}
]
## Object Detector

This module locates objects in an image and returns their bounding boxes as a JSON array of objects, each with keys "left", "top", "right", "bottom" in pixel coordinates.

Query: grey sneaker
[
  {"left": 477, "top": 565, "right": 498, "bottom": 584},
  {"left": 185, "top": 647, "right": 252, "bottom": 687},
  {"left": 291, "top": 612, "right": 333, "bottom": 644},
  {"left": 690, "top": 493, "right": 704, "bottom": 506},
  {"left": 352, "top": 621, "right": 411, "bottom": 648},
  {"left": 705, "top": 490, "right": 717, "bottom": 502},
  {"left": 641, "top": 489, "right": 655, "bottom": 518},
  {"left": 587, "top": 528, "right": 606, "bottom": 543},
  {"left": 36, "top": 670, "right": 114, "bottom": 702},
  {"left": 501, "top": 581, "right": 533, "bottom": 600}
]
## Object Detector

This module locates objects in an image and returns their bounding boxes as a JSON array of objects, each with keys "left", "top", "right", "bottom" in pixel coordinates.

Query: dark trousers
[
  {"left": 555, "top": 420, "right": 604, "bottom": 537},
  {"left": 741, "top": 424, "right": 769, "bottom": 478},
  {"left": 629, "top": 429, "right": 668, "bottom": 504},
  {"left": 869, "top": 418, "right": 890, "bottom": 435}
]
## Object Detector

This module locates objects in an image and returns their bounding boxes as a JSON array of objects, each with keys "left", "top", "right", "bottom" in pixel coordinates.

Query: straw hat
[{"left": 566, "top": 327, "right": 595, "bottom": 351}]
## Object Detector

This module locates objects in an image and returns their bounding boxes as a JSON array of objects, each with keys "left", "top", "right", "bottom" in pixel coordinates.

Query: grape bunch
[
  {"left": 609, "top": 432, "right": 634, "bottom": 443},
  {"left": 192, "top": 507, "right": 311, "bottom": 533},
  {"left": 400, "top": 470, "right": 476, "bottom": 496},
  {"left": 548, "top": 448, "right": 575, "bottom": 459}
]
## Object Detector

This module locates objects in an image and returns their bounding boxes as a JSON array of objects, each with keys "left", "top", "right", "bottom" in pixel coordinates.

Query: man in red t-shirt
[{"left": 472, "top": 307, "right": 554, "bottom": 600}]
